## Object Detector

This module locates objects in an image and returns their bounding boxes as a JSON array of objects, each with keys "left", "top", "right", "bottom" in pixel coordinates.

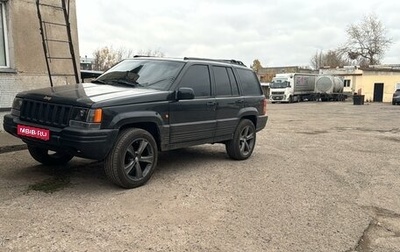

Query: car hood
[{"left": 17, "top": 83, "right": 172, "bottom": 107}]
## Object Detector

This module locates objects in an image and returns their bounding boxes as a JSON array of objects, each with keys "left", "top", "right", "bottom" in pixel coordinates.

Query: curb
[{"left": 0, "top": 144, "right": 27, "bottom": 154}]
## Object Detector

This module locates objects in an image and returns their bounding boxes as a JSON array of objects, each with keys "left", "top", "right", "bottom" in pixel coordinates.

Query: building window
[
  {"left": 344, "top": 79, "right": 351, "bottom": 88},
  {"left": 0, "top": 2, "right": 9, "bottom": 67}
]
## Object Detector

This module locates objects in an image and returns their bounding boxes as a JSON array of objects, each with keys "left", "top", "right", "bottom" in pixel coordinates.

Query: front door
[
  {"left": 373, "top": 83, "right": 384, "bottom": 102},
  {"left": 169, "top": 64, "right": 216, "bottom": 144}
]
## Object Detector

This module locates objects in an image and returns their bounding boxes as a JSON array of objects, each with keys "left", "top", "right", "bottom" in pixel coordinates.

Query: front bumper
[
  {"left": 269, "top": 96, "right": 288, "bottom": 102},
  {"left": 3, "top": 114, "right": 118, "bottom": 160}
]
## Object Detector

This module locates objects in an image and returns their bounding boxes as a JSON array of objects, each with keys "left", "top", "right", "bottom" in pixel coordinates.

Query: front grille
[
  {"left": 271, "top": 91, "right": 284, "bottom": 95},
  {"left": 20, "top": 99, "right": 72, "bottom": 128}
]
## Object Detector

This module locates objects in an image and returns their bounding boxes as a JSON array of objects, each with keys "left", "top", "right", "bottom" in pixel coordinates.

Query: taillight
[{"left": 262, "top": 98, "right": 267, "bottom": 115}]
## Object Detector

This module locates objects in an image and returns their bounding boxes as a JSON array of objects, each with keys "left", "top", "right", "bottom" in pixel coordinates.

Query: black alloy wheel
[
  {"left": 104, "top": 128, "right": 158, "bottom": 189},
  {"left": 226, "top": 119, "right": 256, "bottom": 160}
]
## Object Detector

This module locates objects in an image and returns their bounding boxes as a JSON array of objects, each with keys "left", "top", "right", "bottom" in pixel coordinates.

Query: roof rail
[
  {"left": 183, "top": 57, "right": 246, "bottom": 67},
  {"left": 133, "top": 55, "right": 153, "bottom": 58}
]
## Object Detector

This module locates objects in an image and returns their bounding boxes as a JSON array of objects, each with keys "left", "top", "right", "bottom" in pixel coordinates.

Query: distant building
[
  {"left": 80, "top": 56, "right": 94, "bottom": 70},
  {"left": 0, "top": 0, "right": 79, "bottom": 112}
]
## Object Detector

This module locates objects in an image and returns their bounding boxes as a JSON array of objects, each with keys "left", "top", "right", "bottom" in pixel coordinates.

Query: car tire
[
  {"left": 28, "top": 145, "right": 74, "bottom": 165},
  {"left": 226, "top": 119, "right": 256, "bottom": 160},
  {"left": 104, "top": 128, "right": 158, "bottom": 189}
]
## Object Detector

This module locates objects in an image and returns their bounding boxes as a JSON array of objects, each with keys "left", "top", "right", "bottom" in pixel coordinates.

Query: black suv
[
  {"left": 392, "top": 89, "right": 400, "bottom": 105},
  {"left": 3, "top": 57, "right": 268, "bottom": 188}
]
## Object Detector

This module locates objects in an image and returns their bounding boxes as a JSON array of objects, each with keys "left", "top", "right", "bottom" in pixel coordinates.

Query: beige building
[
  {"left": 0, "top": 0, "right": 79, "bottom": 110},
  {"left": 320, "top": 66, "right": 400, "bottom": 103}
]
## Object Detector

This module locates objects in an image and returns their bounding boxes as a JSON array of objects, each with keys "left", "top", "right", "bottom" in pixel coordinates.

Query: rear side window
[
  {"left": 179, "top": 65, "right": 211, "bottom": 97},
  {"left": 236, "top": 69, "right": 262, "bottom": 95},
  {"left": 213, "top": 66, "right": 239, "bottom": 96}
]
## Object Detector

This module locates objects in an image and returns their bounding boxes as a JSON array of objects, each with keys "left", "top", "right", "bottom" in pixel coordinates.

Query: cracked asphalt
[{"left": 0, "top": 102, "right": 399, "bottom": 251}]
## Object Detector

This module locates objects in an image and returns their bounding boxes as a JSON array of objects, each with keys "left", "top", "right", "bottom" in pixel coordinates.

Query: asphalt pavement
[
  {"left": 1, "top": 102, "right": 400, "bottom": 251},
  {"left": 0, "top": 131, "right": 26, "bottom": 154}
]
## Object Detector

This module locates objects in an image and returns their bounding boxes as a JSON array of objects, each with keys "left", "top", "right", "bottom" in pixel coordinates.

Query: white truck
[{"left": 269, "top": 73, "right": 316, "bottom": 103}]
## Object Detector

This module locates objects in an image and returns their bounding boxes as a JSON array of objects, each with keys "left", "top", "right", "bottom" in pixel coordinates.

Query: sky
[{"left": 76, "top": 0, "right": 400, "bottom": 68}]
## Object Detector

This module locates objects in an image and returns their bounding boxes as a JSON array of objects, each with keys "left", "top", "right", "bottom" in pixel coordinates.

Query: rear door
[{"left": 212, "top": 65, "right": 243, "bottom": 142}]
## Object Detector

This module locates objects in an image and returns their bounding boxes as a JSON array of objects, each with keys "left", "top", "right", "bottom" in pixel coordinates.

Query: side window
[
  {"left": 179, "top": 65, "right": 211, "bottom": 97},
  {"left": 227, "top": 68, "right": 239, "bottom": 96},
  {"left": 236, "top": 68, "right": 262, "bottom": 95},
  {"left": 344, "top": 79, "right": 351, "bottom": 88},
  {"left": 0, "top": 2, "right": 9, "bottom": 67},
  {"left": 213, "top": 66, "right": 231, "bottom": 96}
]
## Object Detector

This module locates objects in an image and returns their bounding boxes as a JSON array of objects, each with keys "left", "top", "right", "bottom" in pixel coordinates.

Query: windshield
[
  {"left": 94, "top": 59, "right": 185, "bottom": 90},
  {"left": 270, "top": 80, "right": 290, "bottom": 88}
]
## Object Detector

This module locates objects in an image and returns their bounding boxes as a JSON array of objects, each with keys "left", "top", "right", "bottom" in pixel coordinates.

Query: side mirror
[{"left": 176, "top": 87, "right": 195, "bottom": 100}]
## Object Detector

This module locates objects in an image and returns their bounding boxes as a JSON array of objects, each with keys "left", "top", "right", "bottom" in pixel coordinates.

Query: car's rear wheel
[
  {"left": 28, "top": 145, "right": 74, "bottom": 165},
  {"left": 104, "top": 128, "right": 158, "bottom": 189},
  {"left": 226, "top": 119, "right": 256, "bottom": 160}
]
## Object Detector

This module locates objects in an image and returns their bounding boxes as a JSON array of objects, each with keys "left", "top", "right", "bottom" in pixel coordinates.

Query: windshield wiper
[
  {"left": 91, "top": 79, "right": 107, "bottom": 84},
  {"left": 109, "top": 79, "right": 144, "bottom": 87},
  {"left": 145, "top": 77, "right": 176, "bottom": 87}
]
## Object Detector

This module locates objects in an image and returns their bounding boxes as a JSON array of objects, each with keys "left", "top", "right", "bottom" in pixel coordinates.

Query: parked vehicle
[
  {"left": 314, "top": 75, "right": 346, "bottom": 101},
  {"left": 269, "top": 73, "right": 347, "bottom": 103},
  {"left": 393, "top": 89, "right": 400, "bottom": 105},
  {"left": 3, "top": 57, "right": 268, "bottom": 188},
  {"left": 269, "top": 73, "right": 316, "bottom": 103}
]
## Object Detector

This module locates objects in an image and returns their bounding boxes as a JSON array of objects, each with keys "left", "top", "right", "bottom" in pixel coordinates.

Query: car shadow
[{"left": 8, "top": 144, "right": 229, "bottom": 192}]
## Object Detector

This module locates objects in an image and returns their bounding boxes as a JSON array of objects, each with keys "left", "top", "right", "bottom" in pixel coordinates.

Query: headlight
[
  {"left": 69, "top": 107, "right": 102, "bottom": 129},
  {"left": 11, "top": 97, "right": 23, "bottom": 116},
  {"left": 71, "top": 107, "right": 89, "bottom": 122}
]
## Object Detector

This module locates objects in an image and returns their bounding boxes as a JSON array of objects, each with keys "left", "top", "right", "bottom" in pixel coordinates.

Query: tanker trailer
[{"left": 314, "top": 75, "right": 346, "bottom": 101}]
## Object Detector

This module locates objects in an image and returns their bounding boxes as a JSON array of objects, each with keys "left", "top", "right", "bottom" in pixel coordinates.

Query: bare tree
[
  {"left": 92, "top": 46, "right": 121, "bottom": 71},
  {"left": 339, "top": 13, "right": 392, "bottom": 66},
  {"left": 310, "top": 51, "right": 324, "bottom": 70},
  {"left": 310, "top": 50, "right": 351, "bottom": 69},
  {"left": 92, "top": 46, "right": 165, "bottom": 71},
  {"left": 136, "top": 49, "right": 165, "bottom": 57},
  {"left": 251, "top": 59, "right": 262, "bottom": 72}
]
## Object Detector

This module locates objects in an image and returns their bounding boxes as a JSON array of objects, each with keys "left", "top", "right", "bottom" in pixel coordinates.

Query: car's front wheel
[
  {"left": 104, "top": 128, "right": 158, "bottom": 189},
  {"left": 28, "top": 145, "right": 74, "bottom": 165},
  {"left": 226, "top": 119, "right": 256, "bottom": 160}
]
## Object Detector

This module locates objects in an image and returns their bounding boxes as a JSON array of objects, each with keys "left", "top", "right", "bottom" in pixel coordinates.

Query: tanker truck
[
  {"left": 314, "top": 75, "right": 346, "bottom": 101},
  {"left": 269, "top": 73, "right": 316, "bottom": 103}
]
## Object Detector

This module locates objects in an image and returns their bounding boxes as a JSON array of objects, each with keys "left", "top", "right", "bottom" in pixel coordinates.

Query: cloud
[{"left": 76, "top": 0, "right": 400, "bottom": 67}]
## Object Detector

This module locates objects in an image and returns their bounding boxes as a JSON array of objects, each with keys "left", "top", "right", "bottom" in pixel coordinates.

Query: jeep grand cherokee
[{"left": 4, "top": 57, "right": 268, "bottom": 188}]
